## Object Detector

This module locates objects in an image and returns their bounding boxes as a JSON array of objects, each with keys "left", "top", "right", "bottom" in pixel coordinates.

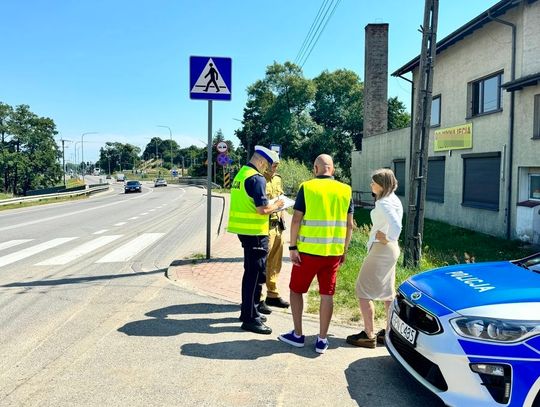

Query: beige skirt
[{"left": 355, "top": 241, "right": 400, "bottom": 301}]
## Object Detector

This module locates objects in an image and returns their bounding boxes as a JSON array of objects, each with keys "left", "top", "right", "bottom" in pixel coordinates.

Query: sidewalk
[{"left": 167, "top": 195, "right": 292, "bottom": 305}]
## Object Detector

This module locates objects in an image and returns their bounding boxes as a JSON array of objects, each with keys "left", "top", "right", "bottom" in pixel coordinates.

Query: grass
[
  {"left": 0, "top": 192, "right": 13, "bottom": 200},
  {"left": 0, "top": 194, "right": 88, "bottom": 211},
  {"left": 307, "top": 208, "right": 536, "bottom": 325}
]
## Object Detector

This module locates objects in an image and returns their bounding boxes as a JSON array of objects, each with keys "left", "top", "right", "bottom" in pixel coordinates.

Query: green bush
[{"left": 278, "top": 158, "right": 313, "bottom": 196}]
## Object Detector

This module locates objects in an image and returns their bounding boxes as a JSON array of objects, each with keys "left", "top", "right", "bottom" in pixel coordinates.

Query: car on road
[
  {"left": 386, "top": 252, "right": 540, "bottom": 407},
  {"left": 154, "top": 178, "right": 167, "bottom": 187},
  {"left": 116, "top": 173, "right": 125, "bottom": 182},
  {"left": 124, "top": 180, "right": 142, "bottom": 193}
]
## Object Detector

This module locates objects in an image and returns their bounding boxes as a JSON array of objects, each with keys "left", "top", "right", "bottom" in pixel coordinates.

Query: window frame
[
  {"left": 534, "top": 94, "right": 540, "bottom": 140},
  {"left": 530, "top": 174, "right": 540, "bottom": 201},
  {"left": 393, "top": 159, "right": 406, "bottom": 197},
  {"left": 430, "top": 95, "right": 441, "bottom": 127},
  {"left": 468, "top": 71, "right": 504, "bottom": 117},
  {"left": 426, "top": 156, "right": 445, "bottom": 203},
  {"left": 461, "top": 152, "right": 501, "bottom": 211}
]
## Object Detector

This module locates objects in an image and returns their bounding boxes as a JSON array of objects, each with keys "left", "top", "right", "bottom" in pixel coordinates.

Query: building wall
[
  {"left": 351, "top": 127, "right": 409, "bottom": 197},
  {"left": 353, "top": 2, "right": 540, "bottom": 241}
]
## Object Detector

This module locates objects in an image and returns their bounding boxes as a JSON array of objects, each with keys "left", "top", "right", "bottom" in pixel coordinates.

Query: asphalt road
[{"left": 0, "top": 181, "right": 444, "bottom": 406}]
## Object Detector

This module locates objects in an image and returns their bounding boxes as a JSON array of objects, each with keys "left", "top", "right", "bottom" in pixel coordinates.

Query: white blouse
[{"left": 367, "top": 193, "right": 404, "bottom": 250}]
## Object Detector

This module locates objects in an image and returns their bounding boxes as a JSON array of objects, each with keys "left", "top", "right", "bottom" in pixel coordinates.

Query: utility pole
[
  {"left": 60, "top": 138, "right": 72, "bottom": 187},
  {"left": 404, "top": 0, "right": 439, "bottom": 268}
]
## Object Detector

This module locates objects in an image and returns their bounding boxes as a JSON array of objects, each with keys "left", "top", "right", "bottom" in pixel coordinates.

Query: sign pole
[{"left": 206, "top": 100, "right": 213, "bottom": 260}]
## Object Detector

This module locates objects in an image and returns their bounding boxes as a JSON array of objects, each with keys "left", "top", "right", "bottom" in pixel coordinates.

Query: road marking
[
  {"left": 140, "top": 212, "right": 149, "bottom": 216},
  {"left": 93, "top": 229, "right": 108, "bottom": 235},
  {"left": 113, "top": 222, "right": 127, "bottom": 226},
  {"left": 96, "top": 233, "right": 164, "bottom": 263},
  {"left": 149, "top": 209, "right": 156, "bottom": 212},
  {"left": 0, "top": 239, "right": 33, "bottom": 252},
  {"left": 36, "top": 235, "right": 122, "bottom": 265},
  {"left": 0, "top": 238, "right": 77, "bottom": 268},
  {"left": 128, "top": 217, "right": 139, "bottom": 220}
]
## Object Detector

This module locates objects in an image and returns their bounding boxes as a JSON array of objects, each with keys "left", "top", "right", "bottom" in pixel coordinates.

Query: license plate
[{"left": 391, "top": 312, "right": 417, "bottom": 346}]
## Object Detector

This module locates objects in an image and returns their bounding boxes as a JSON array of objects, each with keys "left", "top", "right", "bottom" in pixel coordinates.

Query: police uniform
[
  {"left": 227, "top": 146, "right": 279, "bottom": 335},
  {"left": 263, "top": 172, "right": 289, "bottom": 307}
]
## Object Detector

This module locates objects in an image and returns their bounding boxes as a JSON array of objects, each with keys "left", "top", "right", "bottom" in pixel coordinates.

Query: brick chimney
[{"left": 363, "top": 23, "right": 389, "bottom": 140}]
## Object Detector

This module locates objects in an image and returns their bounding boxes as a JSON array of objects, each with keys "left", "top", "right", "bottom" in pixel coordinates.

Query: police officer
[
  {"left": 278, "top": 154, "right": 354, "bottom": 353},
  {"left": 228, "top": 146, "right": 284, "bottom": 334},
  {"left": 261, "top": 158, "right": 290, "bottom": 309}
]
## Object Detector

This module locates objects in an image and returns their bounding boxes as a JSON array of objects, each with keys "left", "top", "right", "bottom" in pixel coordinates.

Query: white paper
[{"left": 269, "top": 194, "right": 295, "bottom": 212}]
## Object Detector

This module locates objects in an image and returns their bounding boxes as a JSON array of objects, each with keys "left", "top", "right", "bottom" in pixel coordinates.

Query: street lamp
[
  {"left": 81, "top": 132, "right": 98, "bottom": 182},
  {"left": 157, "top": 125, "right": 174, "bottom": 169}
]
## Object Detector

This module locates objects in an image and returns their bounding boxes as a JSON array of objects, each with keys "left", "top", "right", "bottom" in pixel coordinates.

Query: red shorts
[{"left": 289, "top": 253, "right": 342, "bottom": 296}]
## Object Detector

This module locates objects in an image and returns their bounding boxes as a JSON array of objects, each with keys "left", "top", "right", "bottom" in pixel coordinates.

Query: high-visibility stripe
[
  {"left": 298, "top": 236, "right": 346, "bottom": 244},
  {"left": 301, "top": 220, "right": 347, "bottom": 227},
  {"left": 229, "top": 211, "right": 268, "bottom": 220}
]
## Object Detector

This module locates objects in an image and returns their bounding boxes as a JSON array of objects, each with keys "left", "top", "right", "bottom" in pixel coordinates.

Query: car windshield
[
  {"left": 513, "top": 252, "right": 540, "bottom": 273},
  {"left": 126, "top": 181, "right": 139, "bottom": 186}
]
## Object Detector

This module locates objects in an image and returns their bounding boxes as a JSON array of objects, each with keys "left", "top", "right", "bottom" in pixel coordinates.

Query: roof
[
  {"left": 392, "top": 0, "right": 538, "bottom": 77},
  {"left": 502, "top": 71, "right": 540, "bottom": 91}
]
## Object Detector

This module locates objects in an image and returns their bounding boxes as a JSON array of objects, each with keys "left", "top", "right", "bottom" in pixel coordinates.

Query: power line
[
  {"left": 295, "top": 0, "right": 331, "bottom": 64},
  {"left": 299, "top": 0, "right": 342, "bottom": 68}
]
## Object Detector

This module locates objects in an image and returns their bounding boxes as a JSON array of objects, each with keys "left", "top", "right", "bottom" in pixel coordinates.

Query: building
[{"left": 352, "top": 0, "right": 540, "bottom": 244}]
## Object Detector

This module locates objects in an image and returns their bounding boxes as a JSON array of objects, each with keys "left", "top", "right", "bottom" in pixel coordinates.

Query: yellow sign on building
[{"left": 434, "top": 123, "right": 473, "bottom": 151}]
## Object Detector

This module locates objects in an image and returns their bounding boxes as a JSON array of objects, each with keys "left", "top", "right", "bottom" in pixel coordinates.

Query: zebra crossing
[{"left": 0, "top": 233, "right": 165, "bottom": 268}]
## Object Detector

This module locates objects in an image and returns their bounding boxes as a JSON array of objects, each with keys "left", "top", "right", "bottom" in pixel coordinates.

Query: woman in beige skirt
[{"left": 346, "top": 168, "right": 403, "bottom": 348}]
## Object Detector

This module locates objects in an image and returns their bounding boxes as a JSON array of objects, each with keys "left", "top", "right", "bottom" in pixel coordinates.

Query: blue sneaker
[
  {"left": 315, "top": 337, "right": 329, "bottom": 354},
  {"left": 278, "top": 330, "right": 305, "bottom": 348}
]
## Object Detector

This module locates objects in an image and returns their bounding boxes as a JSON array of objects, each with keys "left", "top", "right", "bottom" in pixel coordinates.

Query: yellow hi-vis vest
[
  {"left": 227, "top": 165, "right": 269, "bottom": 236},
  {"left": 297, "top": 178, "right": 351, "bottom": 256}
]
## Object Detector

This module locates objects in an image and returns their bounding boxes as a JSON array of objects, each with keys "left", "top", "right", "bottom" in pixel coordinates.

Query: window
[
  {"left": 470, "top": 72, "right": 503, "bottom": 116},
  {"left": 426, "top": 157, "right": 445, "bottom": 202},
  {"left": 431, "top": 95, "right": 441, "bottom": 127},
  {"left": 462, "top": 152, "right": 501, "bottom": 211},
  {"left": 530, "top": 174, "right": 540, "bottom": 200},
  {"left": 393, "top": 159, "right": 406, "bottom": 196},
  {"left": 534, "top": 94, "right": 540, "bottom": 139}
]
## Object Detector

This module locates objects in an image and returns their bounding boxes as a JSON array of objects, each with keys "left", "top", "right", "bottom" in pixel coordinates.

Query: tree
[
  {"left": 234, "top": 62, "right": 411, "bottom": 183},
  {"left": 388, "top": 97, "right": 411, "bottom": 130},
  {"left": 0, "top": 103, "right": 62, "bottom": 195}
]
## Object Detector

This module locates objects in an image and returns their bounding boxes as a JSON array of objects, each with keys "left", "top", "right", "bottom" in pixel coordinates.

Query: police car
[{"left": 386, "top": 252, "right": 540, "bottom": 407}]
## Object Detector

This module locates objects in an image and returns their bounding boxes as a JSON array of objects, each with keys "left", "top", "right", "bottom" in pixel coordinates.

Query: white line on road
[
  {"left": 36, "top": 235, "right": 123, "bottom": 266},
  {"left": 93, "top": 229, "right": 109, "bottom": 235},
  {"left": 113, "top": 222, "right": 127, "bottom": 226},
  {"left": 140, "top": 212, "right": 149, "bottom": 216},
  {"left": 95, "top": 233, "right": 164, "bottom": 263},
  {"left": 0, "top": 239, "right": 33, "bottom": 252},
  {"left": 0, "top": 238, "right": 77, "bottom": 268},
  {"left": 149, "top": 209, "right": 156, "bottom": 212},
  {"left": 128, "top": 217, "right": 139, "bottom": 220}
]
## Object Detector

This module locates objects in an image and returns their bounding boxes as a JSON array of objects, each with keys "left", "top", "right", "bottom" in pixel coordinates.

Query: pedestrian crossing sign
[{"left": 190, "top": 56, "right": 232, "bottom": 101}]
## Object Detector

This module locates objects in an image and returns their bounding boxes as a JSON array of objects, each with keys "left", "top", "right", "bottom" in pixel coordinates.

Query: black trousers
[{"left": 238, "top": 234, "right": 269, "bottom": 323}]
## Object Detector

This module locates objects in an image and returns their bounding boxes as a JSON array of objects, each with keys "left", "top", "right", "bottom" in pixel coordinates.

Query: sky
[{"left": 1, "top": 0, "right": 496, "bottom": 164}]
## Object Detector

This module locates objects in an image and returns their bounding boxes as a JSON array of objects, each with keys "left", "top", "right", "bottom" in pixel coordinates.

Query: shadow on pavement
[
  {"left": 345, "top": 355, "right": 445, "bottom": 406},
  {"left": 1, "top": 269, "right": 165, "bottom": 288},
  {"left": 145, "top": 303, "right": 239, "bottom": 318},
  {"left": 169, "top": 258, "right": 244, "bottom": 267},
  {"left": 118, "top": 302, "right": 241, "bottom": 337},
  {"left": 180, "top": 339, "right": 320, "bottom": 360}
]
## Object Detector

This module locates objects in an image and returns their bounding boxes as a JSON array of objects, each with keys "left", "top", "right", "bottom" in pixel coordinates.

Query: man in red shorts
[{"left": 278, "top": 154, "right": 354, "bottom": 354}]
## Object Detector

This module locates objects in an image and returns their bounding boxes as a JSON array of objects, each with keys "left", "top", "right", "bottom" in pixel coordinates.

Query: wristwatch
[{"left": 288, "top": 245, "right": 298, "bottom": 250}]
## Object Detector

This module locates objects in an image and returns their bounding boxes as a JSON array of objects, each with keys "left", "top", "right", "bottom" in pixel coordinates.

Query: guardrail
[
  {"left": 176, "top": 177, "right": 222, "bottom": 189},
  {"left": 0, "top": 184, "right": 110, "bottom": 207}
]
